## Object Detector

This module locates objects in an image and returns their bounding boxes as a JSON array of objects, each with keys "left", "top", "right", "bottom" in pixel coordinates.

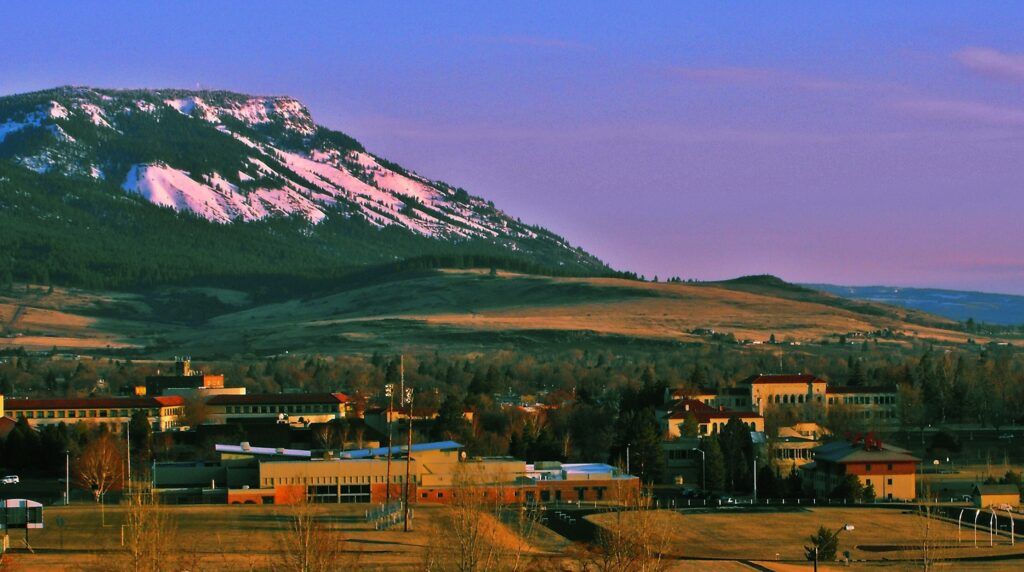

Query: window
[
  {"left": 865, "top": 464, "right": 872, "bottom": 472},
  {"left": 887, "top": 479, "right": 893, "bottom": 485},
  {"left": 887, "top": 464, "right": 893, "bottom": 470}
]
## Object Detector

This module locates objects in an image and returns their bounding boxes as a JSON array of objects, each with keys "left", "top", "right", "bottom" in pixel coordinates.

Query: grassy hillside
[{"left": 0, "top": 271, "right": 1006, "bottom": 358}]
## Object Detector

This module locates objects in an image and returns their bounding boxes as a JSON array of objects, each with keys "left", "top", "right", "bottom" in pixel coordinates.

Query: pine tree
[{"left": 703, "top": 438, "right": 726, "bottom": 492}]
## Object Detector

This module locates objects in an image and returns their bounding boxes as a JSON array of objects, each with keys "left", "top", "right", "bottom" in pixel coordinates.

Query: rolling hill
[{"left": 0, "top": 272, "right": 1004, "bottom": 358}]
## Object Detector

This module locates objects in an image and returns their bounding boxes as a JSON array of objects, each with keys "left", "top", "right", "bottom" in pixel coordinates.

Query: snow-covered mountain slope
[{"left": 0, "top": 86, "right": 577, "bottom": 250}]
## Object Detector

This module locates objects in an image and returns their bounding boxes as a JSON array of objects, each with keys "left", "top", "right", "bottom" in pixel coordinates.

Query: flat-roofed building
[
  {"left": 826, "top": 386, "right": 899, "bottom": 423},
  {"left": 206, "top": 393, "right": 350, "bottom": 426},
  {"left": 196, "top": 441, "right": 639, "bottom": 506},
  {"left": 4, "top": 395, "right": 187, "bottom": 432},
  {"left": 803, "top": 437, "right": 919, "bottom": 501}
]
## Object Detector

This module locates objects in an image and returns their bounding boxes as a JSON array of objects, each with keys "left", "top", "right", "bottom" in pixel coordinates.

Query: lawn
[
  {"left": 587, "top": 506, "right": 1024, "bottom": 566},
  {"left": 2, "top": 500, "right": 570, "bottom": 571}
]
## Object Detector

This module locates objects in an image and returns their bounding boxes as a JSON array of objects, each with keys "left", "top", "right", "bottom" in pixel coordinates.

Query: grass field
[
  {"left": 1, "top": 269, "right": 995, "bottom": 357},
  {"left": 2, "top": 501, "right": 571, "bottom": 571},
  {"left": 588, "top": 506, "right": 1024, "bottom": 569}
]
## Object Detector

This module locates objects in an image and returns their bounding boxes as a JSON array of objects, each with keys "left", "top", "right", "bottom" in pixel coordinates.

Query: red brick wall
[{"left": 844, "top": 461, "right": 917, "bottom": 476}]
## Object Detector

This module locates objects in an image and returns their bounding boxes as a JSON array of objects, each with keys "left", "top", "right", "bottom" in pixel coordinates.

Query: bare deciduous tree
[
  {"left": 576, "top": 486, "right": 670, "bottom": 572},
  {"left": 75, "top": 434, "right": 124, "bottom": 503},
  {"left": 275, "top": 498, "right": 349, "bottom": 572},
  {"left": 120, "top": 490, "right": 179, "bottom": 572}
]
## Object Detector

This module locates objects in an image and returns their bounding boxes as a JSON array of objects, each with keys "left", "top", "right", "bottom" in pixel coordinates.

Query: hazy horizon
[{"left": 3, "top": 1, "right": 1023, "bottom": 294}]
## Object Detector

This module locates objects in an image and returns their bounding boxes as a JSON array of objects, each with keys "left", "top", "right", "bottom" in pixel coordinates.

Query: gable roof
[
  {"left": 812, "top": 440, "right": 919, "bottom": 464},
  {"left": 973, "top": 484, "right": 1021, "bottom": 496}
]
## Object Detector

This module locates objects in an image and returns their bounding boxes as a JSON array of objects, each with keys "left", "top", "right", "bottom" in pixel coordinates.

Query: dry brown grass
[
  {"left": 7, "top": 501, "right": 555, "bottom": 571},
  {"left": 587, "top": 507, "right": 1024, "bottom": 565}
]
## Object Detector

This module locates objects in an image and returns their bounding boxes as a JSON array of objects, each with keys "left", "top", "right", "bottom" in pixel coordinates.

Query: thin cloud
[
  {"left": 955, "top": 47, "right": 1024, "bottom": 81},
  {"left": 897, "top": 98, "right": 1024, "bottom": 126}
]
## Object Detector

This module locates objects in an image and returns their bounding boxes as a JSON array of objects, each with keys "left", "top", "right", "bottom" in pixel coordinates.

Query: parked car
[
  {"left": 1, "top": 475, "right": 19, "bottom": 485},
  {"left": 719, "top": 496, "right": 737, "bottom": 504},
  {"left": 998, "top": 433, "right": 1014, "bottom": 440}
]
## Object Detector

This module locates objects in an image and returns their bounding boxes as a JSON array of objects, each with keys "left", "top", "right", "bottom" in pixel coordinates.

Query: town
[{"left": 0, "top": 354, "right": 1022, "bottom": 569}]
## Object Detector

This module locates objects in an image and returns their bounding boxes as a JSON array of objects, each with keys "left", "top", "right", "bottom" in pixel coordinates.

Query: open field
[
  {"left": 3, "top": 501, "right": 571, "bottom": 571},
  {"left": 588, "top": 506, "right": 1024, "bottom": 569},
  {"left": 2, "top": 270, "right": 998, "bottom": 357}
]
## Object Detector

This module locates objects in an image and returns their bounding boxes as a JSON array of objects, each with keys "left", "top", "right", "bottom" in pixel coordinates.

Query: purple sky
[{"left": 3, "top": 2, "right": 1024, "bottom": 293}]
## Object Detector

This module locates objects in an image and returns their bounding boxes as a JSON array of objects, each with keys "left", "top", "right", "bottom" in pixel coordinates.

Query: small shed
[{"left": 972, "top": 484, "right": 1021, "bottom": 509}]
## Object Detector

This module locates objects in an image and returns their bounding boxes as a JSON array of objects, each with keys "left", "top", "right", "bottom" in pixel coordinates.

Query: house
[
  {"left": 972, "top": 484, "right": 1021, "bottom": 509},
  {"left": 772, "top": 422, "right": 830, "bottom": 471},
  {"left": 802, "top": 436, "right": 919, "bottom": 500},
  {"left": 664, "top": 399, "right": 763, "bottom": 438}
]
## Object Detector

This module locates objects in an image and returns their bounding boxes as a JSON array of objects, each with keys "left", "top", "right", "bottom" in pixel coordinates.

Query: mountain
[
  {"left": 0, "top": 86, "right": 609, "bottom": 291},
  {"left": 805, "top": 284, "right": 1024, "bottom": 326}
]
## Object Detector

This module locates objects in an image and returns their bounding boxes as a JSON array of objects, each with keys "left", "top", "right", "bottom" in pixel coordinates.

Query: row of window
[
  {"left": 829, "top": 395, "right": 897, "bottom": 405},
  {"left": 265, "top": 474, "right": 413, "bottom": 487},
  {"left": 18, "top": 408, "right": 162, "bottom": 420},
  {"left": 224, "top": 404, "right": 337, "bottom": 415}
]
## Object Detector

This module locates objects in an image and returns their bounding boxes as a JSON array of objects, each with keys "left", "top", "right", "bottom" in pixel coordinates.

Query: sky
[{"left": 2, "top": 1, "right": 1024, "bottom": 294}]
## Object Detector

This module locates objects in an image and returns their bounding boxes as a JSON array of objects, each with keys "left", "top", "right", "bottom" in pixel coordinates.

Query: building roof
[
  {"left": 5, "top": 395, "right": 185, "bottom": 409},
  {"left": 214, "top": 440, "right": 463, "bottom": 460},
  {"left": 215, "top": 443, "right": 312, "bottom": 458},
  {"left": 0, "top": 416, "right": 17, "bottom": 439},
  {"left": 669, "top": 387, "right": 717, "bottom": 399},
  {"left": 206, "top": 392, "right": 349, "bottom": 406},
  {"left": 667, "top": 399, "right": 762, "bottom": 421},
  {"left": 743, "top": 373, "right": 826, "bottom": 385},
  {"left": 826, "top": 386, "right": 896, "bottom": 394},
  {"left": 339, "top": 440, "right": 463, "bottom": 459},
  {"left": 812, "top": 439, "right": 919, "bottom": 464},
  {"left": 973, "top": 484, "right": 1021, "bottom": 496}
]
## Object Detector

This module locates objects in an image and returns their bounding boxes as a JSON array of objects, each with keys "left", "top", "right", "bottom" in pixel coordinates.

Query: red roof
[
  {"left": 743, "top": 374, "right": 826, "bottom": 385},
  {"left": 5, "top": 395, "right": 185, "bottom": 409},
  {"left": 0, "top": 416, "right": 17, "bottom": 439},
  {"left": 668, "top": 399, "right": 762, "bottom": 422},
  {"left": 206, "top": 392, "right": 349, "bottom": 406}
]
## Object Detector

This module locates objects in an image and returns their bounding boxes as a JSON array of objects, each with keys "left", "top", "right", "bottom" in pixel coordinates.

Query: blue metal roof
[{"left": 340, "top": 440, "right": 463, "bottom": 459}]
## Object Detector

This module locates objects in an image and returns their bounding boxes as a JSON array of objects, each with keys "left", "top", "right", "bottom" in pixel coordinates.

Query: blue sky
[{"left": 3, "top": 1, "right": 1024, "bottom": 293}]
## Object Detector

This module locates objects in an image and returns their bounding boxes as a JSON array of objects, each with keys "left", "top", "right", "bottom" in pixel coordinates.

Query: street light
[
  {"left": 813, "top": 523, "right": 854, "bottom": 572},
  {"left": 402, "top": 387, "right": 414, "bottom": 533},
  {"left": 65, "top": 449, "right": 70, "bottom": 505},
  {"left": 690, "top": 448, "right": 705, "bottom": 490},
  {"left": 384, "top": 383, "right": 395, "bottom": 504}
]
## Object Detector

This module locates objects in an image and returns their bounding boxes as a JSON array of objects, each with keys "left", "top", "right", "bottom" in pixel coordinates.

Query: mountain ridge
[{"left": 0, "top": 86, "right": 610, "bottom": 289}]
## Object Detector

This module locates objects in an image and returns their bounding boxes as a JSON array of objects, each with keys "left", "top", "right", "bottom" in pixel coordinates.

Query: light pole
[
  {"left": 65, "top": 449, "right": 70, "bottom": 505},
  {"left": 691, "top": 448, "right": 706, "bottom": 490},
  {"left": 626, "top": 443, "right": 631, "bottom": 476},
  {"left": 813, "top": 523, "right": 854, "bottom": 572},
  {"left": 402, "top": 387, "right": 414, "bottom": 533},
  {"left": 384, "top": 383, "right": 395, "bottom": 504},
  {"left": 753, "top": 455, "right": 758, "bottom": 503}
]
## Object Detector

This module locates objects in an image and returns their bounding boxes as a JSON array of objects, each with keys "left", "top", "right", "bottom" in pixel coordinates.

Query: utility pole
[
  {"left": 65, "top": 450, "right": 70, "bottom": 505},
  {"left": 126, "top": 416, "right": 132, "bottom": 494},
  {"left": 403, "top": 387, "right": 414, "bottom": 532},
  {"left": 753, "top": 455, "right": 757, "bottom": 503},
  {"left": 384, "top": 383, "right": 395, "bottom": 504}
]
